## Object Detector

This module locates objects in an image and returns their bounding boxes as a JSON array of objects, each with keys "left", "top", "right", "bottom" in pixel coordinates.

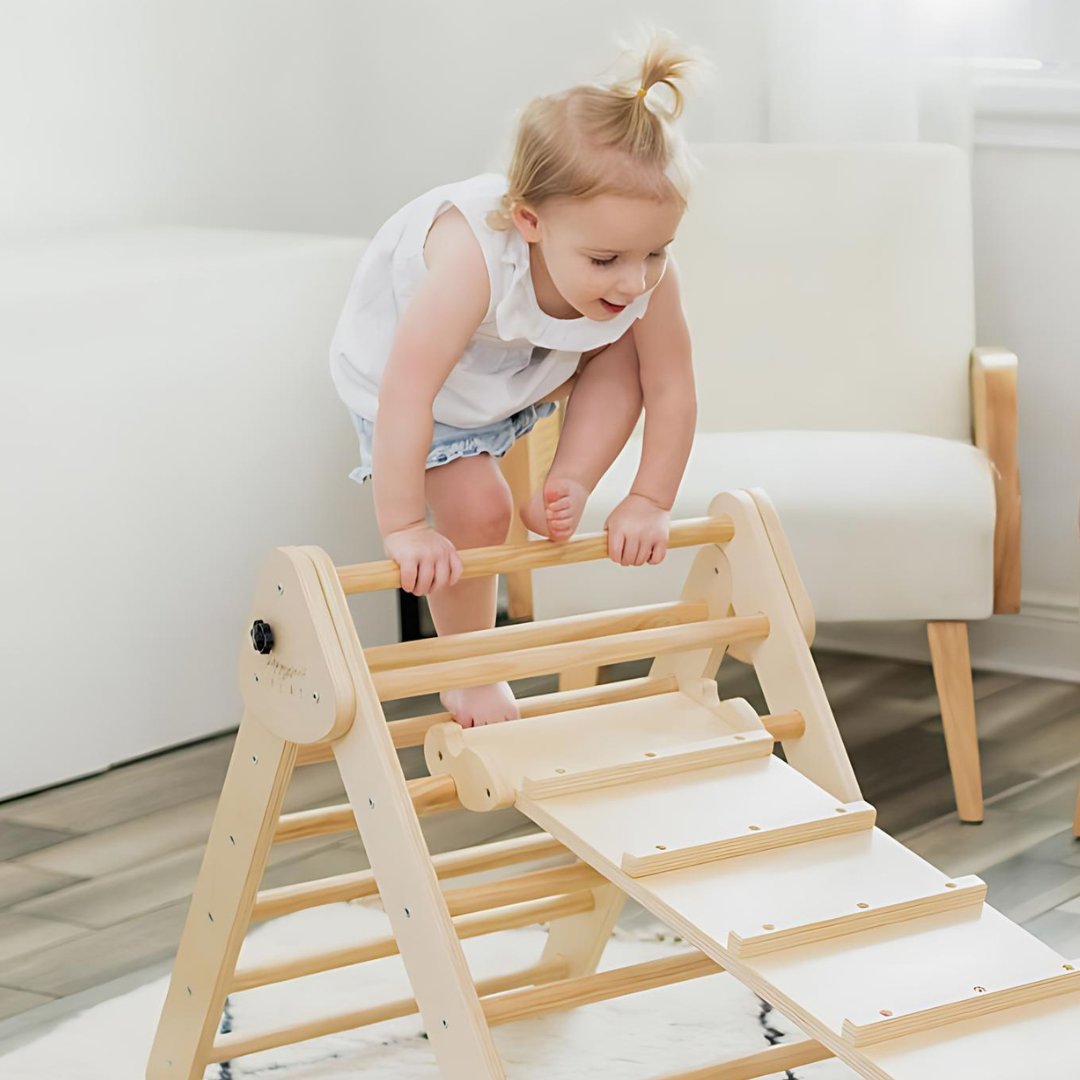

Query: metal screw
[
  {"left": 254, "top": 674, "right": 259, "bottom": 683},
  {"left": 276, "top": 583, "right": 284, "bottom": 595},
  {"left": 749, "top": 825, "right": 761, "bottom": 831},
  {"left": 857, "top": 902, "right": 870, "bottom": 909},
  {"left": 404, "top": 908, "right": 411, "bottom": 918},
  {"left": 879, "top": 1009, "right": 893, "bottom": 1017},
  {"left": 368, "top": 797, "right": 375, "bottom": 809},
  {"left": 251, "top": 755, "right": 258, "bottom": 764},
  {"left": 945, "top": 882, "right": 957, "bottom": 888},
  {"left": 312, "top": 691, "right": 320, "bottom": 703},
  {"left": 644, "top": 752, "right": 657, "bottom": 758},
  {"left": 762, "top": 923, "right": 775, "bottom": 931},
  {"left": 974, "top": 986, "right": 986, "bottom": 994},
  {"left": 835, "top": 807, "right": 848, "bottom": 814}
]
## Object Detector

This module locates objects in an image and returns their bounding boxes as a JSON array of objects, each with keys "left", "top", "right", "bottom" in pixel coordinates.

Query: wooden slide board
[{"left": 512, "top": 753, "right": 1080, "bottom": 1080}]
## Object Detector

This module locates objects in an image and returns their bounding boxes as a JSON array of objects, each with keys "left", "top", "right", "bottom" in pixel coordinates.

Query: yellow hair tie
[{"left": 637, "top": 86, "right": 648, "bottom": 98}]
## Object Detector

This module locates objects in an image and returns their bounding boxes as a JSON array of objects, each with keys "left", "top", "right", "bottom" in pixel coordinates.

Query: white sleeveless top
[{"left": 329, "top": 173, "right": 657, "bottom": 428}]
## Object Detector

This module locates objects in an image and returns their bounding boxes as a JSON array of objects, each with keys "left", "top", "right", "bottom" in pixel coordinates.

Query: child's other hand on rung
[
  {"left": 383, "top": 522, "right": 464, "bottom": 596},
  {"left": 604, "top": 493, "right": 670, "bottom": 567}
]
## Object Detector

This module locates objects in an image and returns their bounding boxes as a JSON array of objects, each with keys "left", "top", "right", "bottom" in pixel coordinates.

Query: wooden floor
[{"left": 1, "top": 649, "right": 1079, "bottom": 1032}]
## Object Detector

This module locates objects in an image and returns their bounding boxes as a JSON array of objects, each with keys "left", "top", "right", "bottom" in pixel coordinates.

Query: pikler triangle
[{"left": 148, "top": 489, "right": 1080, "bottom": 1080}]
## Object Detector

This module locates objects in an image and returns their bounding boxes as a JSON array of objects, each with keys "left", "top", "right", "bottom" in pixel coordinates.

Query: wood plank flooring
[{"left": 0, "top": 651, "right": 1078, "bottom": 1029}]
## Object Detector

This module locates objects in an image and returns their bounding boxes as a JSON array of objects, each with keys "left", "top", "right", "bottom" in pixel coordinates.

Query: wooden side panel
[
  {"left": 147, "top": 716, "right": 296, "bottom": 1080},
  {"left": 301, "top": 545, "right": 505, "bottom": 1080}
]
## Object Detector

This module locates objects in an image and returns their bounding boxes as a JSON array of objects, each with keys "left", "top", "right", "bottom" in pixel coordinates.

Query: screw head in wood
[
  {"left": 945, "top": 882, "right": 957, "bottom": 888},
  {"left": 879, "top": 1009, "right": 892, "bottom": 1017},
  {"left": 857, "top": 902, "right": 870, "bottom": 909},
  {"left": 762, "top": 923, "right": 775, "bottom": 930},
  {"left": 312, "top": 691, "right": 320, "bottom": 703},
  {"left": 276, "top": 583, "right": 284, "bottom": 595},
  {"left": 748, "top": 825, "right": 760, "bottom": 831},
  {"left": 656, "top": 844, "right": 667, "bottom": 850},
  {"left": 644, "top": 752, "right": 657, "bottom": 758},
  {"left": 1065, "top": 965, "right": 1075, "bottom": 971},
  {"left": 835, "top": 807, "right": 847, "bottom": 814},
  {"left": 974, "top": 986, "right": 986, "bottom": 994}
]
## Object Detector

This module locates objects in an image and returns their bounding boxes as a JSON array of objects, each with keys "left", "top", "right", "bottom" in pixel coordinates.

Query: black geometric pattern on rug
[{"left": 758, "top": 997, "right": 799, "bottom": 1080}]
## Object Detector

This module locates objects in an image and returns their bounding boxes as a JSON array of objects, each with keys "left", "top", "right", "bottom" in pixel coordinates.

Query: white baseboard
[{"left": 814, "top": 592, "right": 1080, "bottom": 684}]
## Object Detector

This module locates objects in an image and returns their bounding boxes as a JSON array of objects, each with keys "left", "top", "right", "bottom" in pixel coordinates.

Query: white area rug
[{"left": 0, "top": 900, "right": 858, "bottom": 1080}]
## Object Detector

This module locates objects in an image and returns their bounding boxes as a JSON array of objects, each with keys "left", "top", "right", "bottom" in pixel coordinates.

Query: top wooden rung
[{"left": 336, "top": 515, "right": 735, "bottom": 595}]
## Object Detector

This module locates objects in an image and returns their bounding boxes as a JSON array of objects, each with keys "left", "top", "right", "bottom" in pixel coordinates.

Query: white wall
[{"left": 3, "top": 2, "right": 1079, "bottom": 798}]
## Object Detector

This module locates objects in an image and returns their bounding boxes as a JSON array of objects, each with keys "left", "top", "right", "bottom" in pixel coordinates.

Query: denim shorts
[{"left": 347, "top": 400, "right": 557, "bottom": 485}]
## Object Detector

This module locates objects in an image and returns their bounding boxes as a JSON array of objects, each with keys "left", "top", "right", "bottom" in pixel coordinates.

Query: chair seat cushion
[{"left": 529, "top": 430, "right": 997, "bottom": 625}]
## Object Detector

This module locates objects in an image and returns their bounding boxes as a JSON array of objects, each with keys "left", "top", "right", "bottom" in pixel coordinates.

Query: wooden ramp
[{"left": 147, "top": 490, "right": 1080, "bottom": 1080}]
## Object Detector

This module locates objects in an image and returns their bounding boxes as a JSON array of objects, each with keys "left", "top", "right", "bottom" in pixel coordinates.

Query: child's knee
[{"left": 438, "top": 471, "right": 513, "bottom": 545}]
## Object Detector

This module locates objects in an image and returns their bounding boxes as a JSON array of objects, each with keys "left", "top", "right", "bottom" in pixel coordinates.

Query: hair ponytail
[{"left": 486, "top": 26, "right": 708, "bottom": 231}]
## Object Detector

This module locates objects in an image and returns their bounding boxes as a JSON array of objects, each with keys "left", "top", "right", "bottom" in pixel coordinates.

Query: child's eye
[{"left": 589, "top": 252, "right": 666, "bottom": 267}]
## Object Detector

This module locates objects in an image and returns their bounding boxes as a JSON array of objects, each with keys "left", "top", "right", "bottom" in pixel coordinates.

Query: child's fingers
[
  {"left": 448, "top": 549, "right": 464, "bottom": 587},
  {"left": 415, "top": 558, "right": 436, "bottom": 596},
  {"left": 607, "top": 531, "right": 624, "bottom": 564},
  {"left": 399, "top": 559, "right": 418, "bottom": 594},
  {"left": 647, "top": 541, "right": 668, "bottom": 565},
  {"left": 430, "top": 555, "right": 451, "bottom": 594}
]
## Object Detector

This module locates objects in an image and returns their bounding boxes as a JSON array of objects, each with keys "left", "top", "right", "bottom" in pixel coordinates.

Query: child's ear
[{"left": 512, "top": 204, "right": 541, "bottom": 242}]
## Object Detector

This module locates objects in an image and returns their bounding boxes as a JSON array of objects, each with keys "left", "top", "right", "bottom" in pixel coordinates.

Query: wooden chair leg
[{"left": 927, "top": 621, "right": 984, "bottom": 824}]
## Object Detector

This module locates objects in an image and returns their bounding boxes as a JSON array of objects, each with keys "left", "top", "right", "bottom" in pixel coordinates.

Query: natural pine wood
[
  {"left": 336, "top": 516, "right": 734, "bottom": 594},
  {"left": 927, "top": 621, "right": 984, "bottom": 823},
  {"left": 971, "top": 348, "right": 1021, "bottom": 614}
]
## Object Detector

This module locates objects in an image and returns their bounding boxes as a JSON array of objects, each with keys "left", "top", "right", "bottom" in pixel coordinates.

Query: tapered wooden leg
[
  {"left": 559, "top": 664, "right": 601, "bottom": 692},
  {"left": 927, "top": 621, "right": 984, "bottom": 824},
  {"left": 1073, "top": 774, "right": 1080, "bottom": 839},
  {"left": 500, "top": 436, "right": 535, "bottom": 621}
]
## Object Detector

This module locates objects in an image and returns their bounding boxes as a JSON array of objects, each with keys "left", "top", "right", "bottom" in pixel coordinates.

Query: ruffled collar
[{"left": 494, "top": 224, "right": 655, "bottom": 350}]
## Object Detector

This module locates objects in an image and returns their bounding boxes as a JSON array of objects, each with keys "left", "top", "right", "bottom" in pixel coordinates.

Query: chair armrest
[{"left": 971, "top": 347, "right": 1021, "bottom": 614}]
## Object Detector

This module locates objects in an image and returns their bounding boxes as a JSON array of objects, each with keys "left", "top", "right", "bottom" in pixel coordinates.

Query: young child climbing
[{"left": 329, "top": 28, "right": 700, "bottom": 729}]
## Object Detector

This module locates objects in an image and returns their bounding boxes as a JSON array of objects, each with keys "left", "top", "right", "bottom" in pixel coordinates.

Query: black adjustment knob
[{"left": 250, "top": 620, "right": 274, "bottom": 655}]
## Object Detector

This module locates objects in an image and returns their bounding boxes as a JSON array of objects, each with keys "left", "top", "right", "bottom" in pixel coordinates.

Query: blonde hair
[{"left": 486, "top": 27, "right": 705, "bottom": 232}]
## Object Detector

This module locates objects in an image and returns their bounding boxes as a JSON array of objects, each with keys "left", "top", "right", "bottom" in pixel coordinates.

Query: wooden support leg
[
  {"left": 559, "top": 664, "right": 601, "bottom": 692},
  {"left": 147, "top": 715, "right": 297, "bottom": 1080},
  {"left": 540, "top": 882, "right": 625, "bottom": 981},
  {"left": 1073, "top": 773, "right": 1080, "bottom": 839},
  {"left": 499, "top": 435, "right": 535, "bottom": 621},
  {"left": 927, "top": 621, "right": 984, "bottom": 824}
]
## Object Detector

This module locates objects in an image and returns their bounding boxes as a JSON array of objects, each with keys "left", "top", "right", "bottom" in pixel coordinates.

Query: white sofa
[
  {"left": 514, "top": 144, "right": 1020, "bottom": 824},
  {"left": 2, "top": 228, "right": 394, "bottom": 799}
]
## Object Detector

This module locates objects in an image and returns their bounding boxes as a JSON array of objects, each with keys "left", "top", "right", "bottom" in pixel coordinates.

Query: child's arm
[
  {"left": 605, "top": 256, "right": 697, "bottom": 564},
  {"left": 373, "top": 207, "right": 490, "bottom": 593}
]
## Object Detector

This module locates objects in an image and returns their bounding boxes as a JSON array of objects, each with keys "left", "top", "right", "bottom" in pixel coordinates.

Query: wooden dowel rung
[
  {"left": 293, "top": 686, "right": 798, "bottom": 768},
  {"left": 295, "top": 675, "right": 680, "bottom": 765},
  {"left": 652, "top": 1038, "right": 833, "bottom": 1080},
  {"left": 274, "top": 774, "right": 460, "bottom": 843},
  {"left": 762, "top": 710, "right": 804, "bottom": 741},
  {"left": 374, "top": 617, "right": 770, "bottom": 702},
  {"left": 254, "top": 832, "right": 568, "bottom": 920},
  {"left": 484, "top": 950, "right": 721, "bottom": 1025},
  {"left": 233, "top": 891, "right": 596, "bottom": 992},
  {"left": 207, "top": 959, "right": 567, "bottom": 1063},
  {"left": 336, "top": 516, "right": 734, "bottom": 594},
  {"left": 443, "top": 861, "right": 606, "bottom": 918},
  {"left": 365, "top": 601, "right": 710, "bottom": 672}
]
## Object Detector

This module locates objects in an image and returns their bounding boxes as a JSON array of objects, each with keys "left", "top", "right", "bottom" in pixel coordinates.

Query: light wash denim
[{"left": 347, "top": 401, "right": 557, "bottom": 485}]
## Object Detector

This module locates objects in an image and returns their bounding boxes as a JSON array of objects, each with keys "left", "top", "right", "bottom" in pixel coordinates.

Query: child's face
[{"left": 513, "top": 193, "right": 683, "bottom": 320}]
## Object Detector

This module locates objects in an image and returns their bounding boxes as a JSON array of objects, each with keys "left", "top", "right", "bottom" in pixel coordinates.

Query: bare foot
[
  {"left": 440, "top": 682, "right": 520, "bottom": 728},
  {"left": 520, "top": 476, "right": 589, "bottom": 542}
]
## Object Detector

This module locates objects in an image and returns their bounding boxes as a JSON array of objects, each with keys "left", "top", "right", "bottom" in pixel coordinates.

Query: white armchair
[{"left": 504, "top": 143, "right": 1020, "bottom": 824}]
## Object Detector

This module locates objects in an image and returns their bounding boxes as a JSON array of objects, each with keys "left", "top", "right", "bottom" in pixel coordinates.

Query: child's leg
[
  {"left": 423, "top": 452, "right": 520, "bottom": 727},
  {"left": 521, "top": 327, "right": 643, "bottom": 540}
]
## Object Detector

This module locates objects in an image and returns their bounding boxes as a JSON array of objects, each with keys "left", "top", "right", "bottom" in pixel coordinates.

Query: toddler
[{"left": 329, "top": 29, "right": 700, "bottom": 728}]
